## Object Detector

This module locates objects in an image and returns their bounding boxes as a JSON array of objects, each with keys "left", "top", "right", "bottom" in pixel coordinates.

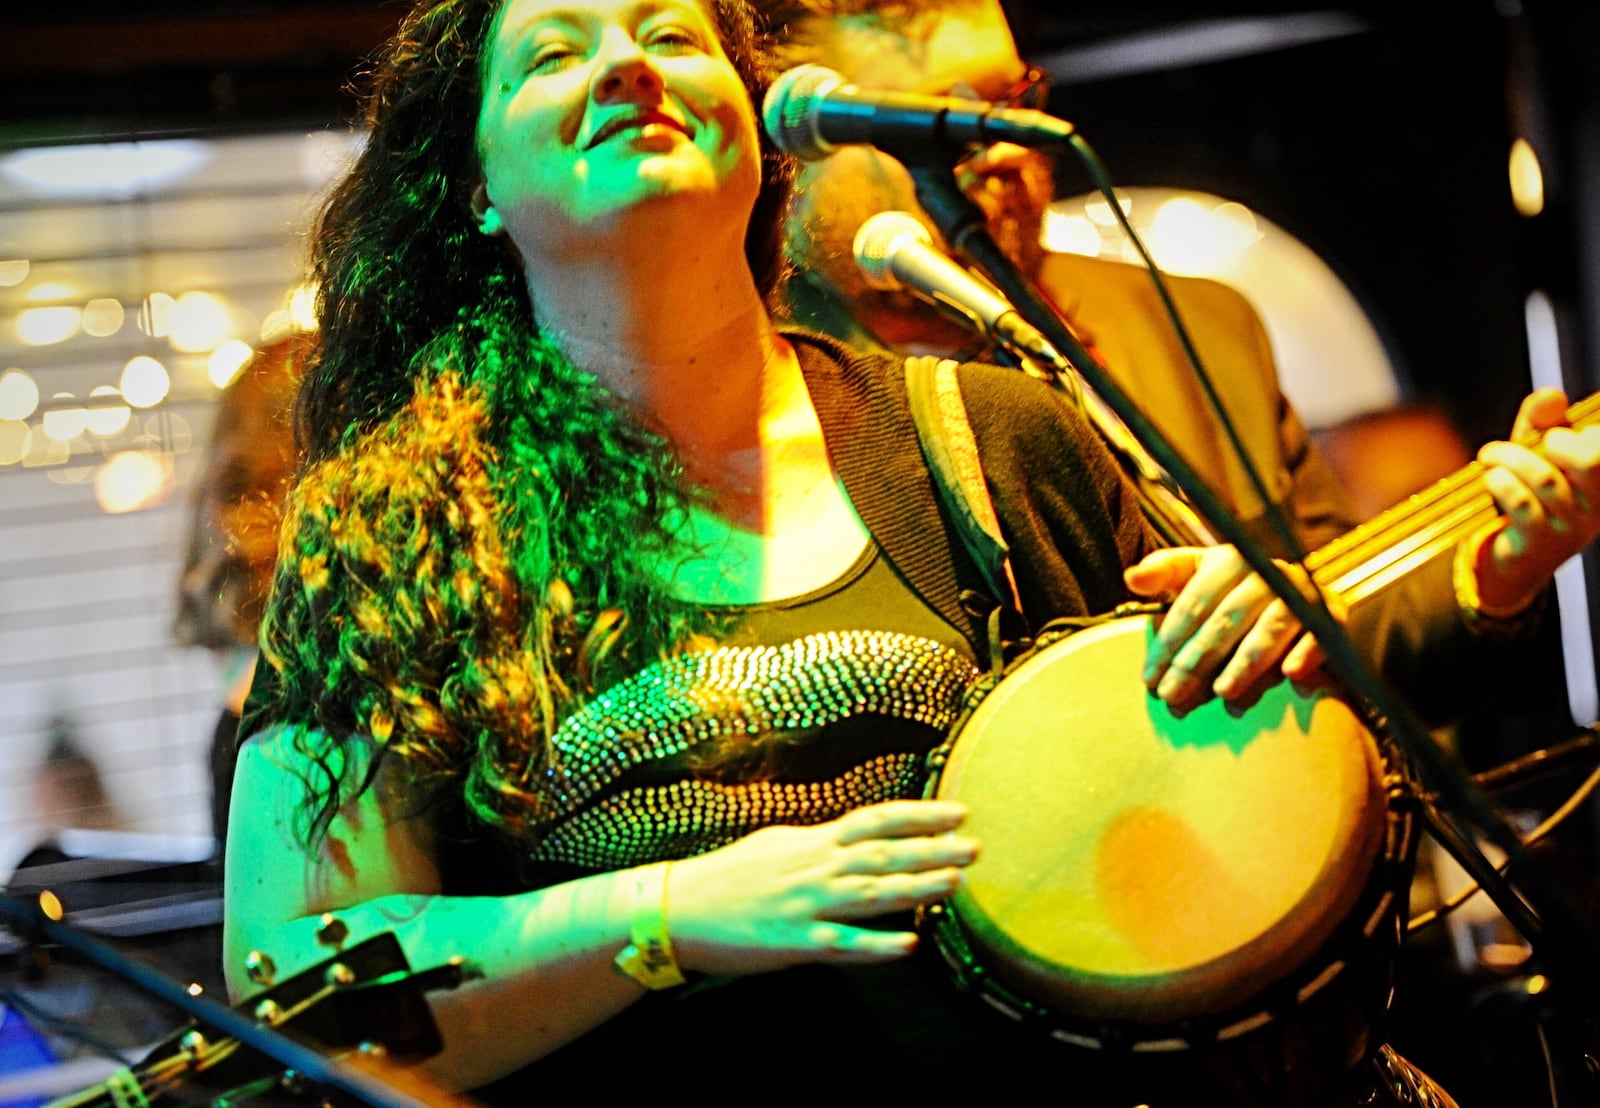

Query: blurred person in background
[
  {"left": 31, "top": 713, "right": 116, "bottom": 835},
  {"left": 757, "top": 0, "right": 1356, "bottom": 556},
  {"left": 172, "top": 331, "right": 307, "bottom": 866}
]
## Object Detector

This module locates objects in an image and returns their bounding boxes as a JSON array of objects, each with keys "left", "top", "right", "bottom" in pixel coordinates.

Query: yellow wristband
[{"left": 613, "top": 861, "right": 686, "bottom": 990}]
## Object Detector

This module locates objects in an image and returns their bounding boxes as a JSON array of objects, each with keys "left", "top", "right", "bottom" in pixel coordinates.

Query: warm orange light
[
  {"left": 95, "top": 450, "right": 173, "bottom": 513},
  {"left": 1509, "top": 137, "right": 1544, "bottom": 218}
]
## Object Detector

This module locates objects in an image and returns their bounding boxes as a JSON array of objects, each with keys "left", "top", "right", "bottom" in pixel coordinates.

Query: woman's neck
[{"left": 523, "top": 232, "right": 820, "bottom": 517}]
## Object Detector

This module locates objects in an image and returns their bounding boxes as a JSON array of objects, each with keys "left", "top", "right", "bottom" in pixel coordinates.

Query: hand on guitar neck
[
  {"left": 1471, "top": 388, "right": 1600, "bottom": 615},
  {"left": 1124, "top": 387, "right": 1600, "bottom": 712}
]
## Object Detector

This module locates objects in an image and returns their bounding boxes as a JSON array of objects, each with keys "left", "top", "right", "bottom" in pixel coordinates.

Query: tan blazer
[{"left": 1035, "top": 251, "right": 1356, "bottom": 555}]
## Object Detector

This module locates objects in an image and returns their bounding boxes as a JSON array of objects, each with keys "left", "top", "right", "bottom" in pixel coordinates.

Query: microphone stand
[{"left": 905, "top": 165, "right": 1600, "bottom": 997}]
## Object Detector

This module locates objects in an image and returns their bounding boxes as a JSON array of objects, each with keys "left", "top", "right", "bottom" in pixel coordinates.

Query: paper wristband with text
[{"left": 614, "top": 861, "right": 687, "bottom": 990}]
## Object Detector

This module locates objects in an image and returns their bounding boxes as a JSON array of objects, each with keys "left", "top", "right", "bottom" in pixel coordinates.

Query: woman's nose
[{"left": 591, "top": 33, "right": 665, "bottom": 104}]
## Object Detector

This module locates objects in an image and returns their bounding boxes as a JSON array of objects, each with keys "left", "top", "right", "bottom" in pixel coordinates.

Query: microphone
[
  {"left": 851, "top": 211, "right": 1060, "bottom": 365},
  {"left": 763, "top": 64, "right": 1074, "bottom": 163},
  {"left": 852, "top": 211, "right": 1218, "bottom": 546}
]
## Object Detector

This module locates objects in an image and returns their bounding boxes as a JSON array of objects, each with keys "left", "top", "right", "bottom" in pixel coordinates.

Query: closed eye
[
  {"left": 642, "top": 25, "right": 703, "bottom": 55},
  {"left": 529, "top": 42, "right": 584, "bottom": 74}
]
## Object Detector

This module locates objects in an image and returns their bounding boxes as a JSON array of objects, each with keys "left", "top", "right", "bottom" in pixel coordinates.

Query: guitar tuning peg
[
  {"left": 180, "top": 1029, "right": 211, "bottom": 1062},
  {"left": 315, "top": 913, "right": 349, "bottom": 950},
  {"left": 244, "top": 950, "right": 277, "bottom": 987}
]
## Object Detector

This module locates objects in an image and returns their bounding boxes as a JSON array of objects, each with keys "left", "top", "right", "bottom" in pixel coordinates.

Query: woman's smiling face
[{"left": 474, "top": 0, "right": 763, "bottom": 259}]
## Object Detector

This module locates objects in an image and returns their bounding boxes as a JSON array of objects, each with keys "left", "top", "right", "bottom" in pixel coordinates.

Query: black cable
[{"left": 1063, "top": 134, "right": 1310, "bottom": 568}]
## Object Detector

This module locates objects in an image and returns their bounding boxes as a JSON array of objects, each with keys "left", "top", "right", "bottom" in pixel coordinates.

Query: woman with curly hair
[
  {"left": 222, "top": 0, "right": 1154, "bottom": 1091},
  {"left": 221, "top": 0, "right": 1600, "bottom": 1100}
]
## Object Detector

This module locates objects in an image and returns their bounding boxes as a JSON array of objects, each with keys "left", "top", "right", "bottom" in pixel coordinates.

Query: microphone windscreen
[
  {"left": 762, "top": 64, "right": 847, "bottom": 161},
  {"left": 852, "top": 211, "right": 932, "bottom": 291}
]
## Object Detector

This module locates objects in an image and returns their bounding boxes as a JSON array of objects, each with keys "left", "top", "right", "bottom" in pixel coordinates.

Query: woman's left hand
[{"left": 1124, "top": 545, "right": 1336, "bottom": 710}]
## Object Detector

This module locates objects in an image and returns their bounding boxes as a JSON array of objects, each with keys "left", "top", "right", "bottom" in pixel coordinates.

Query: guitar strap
[{"left": 903, "top": 355, "right": 1024, "bottom": 669}]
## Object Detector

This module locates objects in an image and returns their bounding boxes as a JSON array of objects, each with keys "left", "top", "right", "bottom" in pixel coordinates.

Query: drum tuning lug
[{"left": 325, "top": 961, "right": 357, "bottom": 988}]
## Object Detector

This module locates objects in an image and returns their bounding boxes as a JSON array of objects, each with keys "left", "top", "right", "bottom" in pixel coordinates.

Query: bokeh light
[
  {"left": 17, "top": 305, "right": 82, "bottom": 346},
  {"left": 94, "top": 450, "right": 174, "bottom": 513},
  {"left": 0, "top": 370, "right": 40, "bottom": 420},
  {"left": 0, "top": 420, "right": 28, "bottom": 465},
  {"left": 1041, "top": 211, "right": 1102, "bottom": 258},
  {"left": 82, "top": 297, "right": 127, "bottom": 337},
  {"left": 209, "top": 340, "right": 256, "bottom": 388},
  {"left": 85, "top": 385, "right": 132, "bottom": 437},
  {"left": 22, "top": 429, "right": 70, "bottom": 467},
  {"left": 139, "top": 292, "right": 176, "bottom": 338},
  {"left": 0, "top": 140, "right": 212, "bottom": 198},
  {"left": 168, "top": 291, "right": 232, "bottom": 353},
  {"left": 1084, "top": 191, "right": 1133, "bottom": 227},
  {"left": 120, "top": 355, "right": 171, "bottom": 408},
  {"left": 288, "top": 283, "right": 320, "bottom": 332},
  {"left": 1509, "top": 137, "right": 1545, "bottom": 218},
  {"left": 260, "top": 309, "right": 292, "bottom": 343},
  {"left": 0, "top": 260, "right": 28, "bottom": 286},
  {"left": 42, "top": 393, "right": 87, "bottom": 441},
  {"left": 1051, "top": 185, "right": 1399, "bottom": 428}
]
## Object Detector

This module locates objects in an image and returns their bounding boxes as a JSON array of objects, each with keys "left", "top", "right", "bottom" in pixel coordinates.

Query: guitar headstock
[{"left": 49, "top": 927, "right": 472, "bottom": 1108}]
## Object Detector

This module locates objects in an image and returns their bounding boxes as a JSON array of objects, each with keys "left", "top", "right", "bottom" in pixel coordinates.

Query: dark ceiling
[
  {"left": 2, "top": 4, "right": 405, "bottom": 140},
  {"left": 4, "top": 3, "right": 1600, "bottom": 448},
  {"left": 0, "top": 3, "right": 1405, "bottom": 140}
]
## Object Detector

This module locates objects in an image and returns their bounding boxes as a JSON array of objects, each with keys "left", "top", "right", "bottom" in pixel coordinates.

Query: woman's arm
[
  {"left": 224, "top": 726, "right": 646, "bottom": 1089},
  {"left": 225, "top": 726, "right": 976, "bottom": 1090}
]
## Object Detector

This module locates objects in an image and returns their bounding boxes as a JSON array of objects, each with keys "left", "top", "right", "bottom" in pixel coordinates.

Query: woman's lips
[{"left": 586, "top": 111, "right": 689, "bottom": 149}]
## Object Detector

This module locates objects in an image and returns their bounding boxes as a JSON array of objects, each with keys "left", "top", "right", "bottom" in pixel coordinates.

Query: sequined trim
[
  {"left": 530, "top": 631, "right": 979, "bottom": 867},
  {"left": 538, "top": 752, "right": 929, "bottom": 870}
]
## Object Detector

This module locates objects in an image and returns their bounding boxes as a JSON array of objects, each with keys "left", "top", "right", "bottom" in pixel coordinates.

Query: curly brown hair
[
  {"left": 299, "top": 0, "right": 795, "bottom": 462},
  {"left": 257, "top": 0, "right": 787, "bottom": 847}
]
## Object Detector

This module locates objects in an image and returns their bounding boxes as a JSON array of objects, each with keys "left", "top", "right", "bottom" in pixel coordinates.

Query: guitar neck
[{"left": 1305, "top": 391, "right": 1600, "bottom": 608}]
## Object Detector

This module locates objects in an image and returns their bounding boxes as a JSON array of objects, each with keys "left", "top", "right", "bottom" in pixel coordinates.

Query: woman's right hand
[{"left": 664, "top": 799, "right": 977, "bottom": 976}]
